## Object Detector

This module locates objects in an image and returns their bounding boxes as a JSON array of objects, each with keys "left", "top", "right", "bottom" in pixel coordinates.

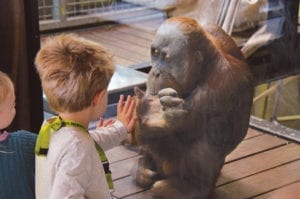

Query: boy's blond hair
[
  {"left": 35, "top": 34, "right": 114, "bottom": 113},
  {"left": 0, "top": 70, "right": 14, "bottom": 107}
]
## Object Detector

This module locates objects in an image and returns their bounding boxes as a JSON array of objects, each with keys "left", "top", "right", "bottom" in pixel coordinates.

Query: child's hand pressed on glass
[{"left": 117, "top": 95, "right": 137, "bottom": 133}]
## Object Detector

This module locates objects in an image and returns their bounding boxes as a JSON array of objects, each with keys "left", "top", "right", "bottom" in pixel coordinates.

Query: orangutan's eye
[{"left": 152, "top": 47, "right": 159, "bottom": 56}]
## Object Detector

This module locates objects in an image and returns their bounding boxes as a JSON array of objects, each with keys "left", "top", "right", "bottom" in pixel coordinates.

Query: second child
[{"left": 0, "top": 70, "right": 37, "bottom": 199}]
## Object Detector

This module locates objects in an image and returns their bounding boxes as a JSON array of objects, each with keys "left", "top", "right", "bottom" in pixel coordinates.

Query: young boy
[
  {"left": 34, "top": 34, "right": 137, "bottom": 199},
  {"left": 0, "top": 70, "right": 37, "bottom": 199}
]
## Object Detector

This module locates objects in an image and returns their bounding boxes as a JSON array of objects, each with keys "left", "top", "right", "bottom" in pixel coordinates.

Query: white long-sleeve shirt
[{"left": 35, "top": 120, "right": 127, "bottom": 199}]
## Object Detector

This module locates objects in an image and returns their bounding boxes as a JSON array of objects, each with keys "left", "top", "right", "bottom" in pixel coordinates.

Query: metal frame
[
  {"left": 216, "top": 0, "right": 241, "bottom": 35},
  {"left": 250, "top": 116, "right": 300, "bottom": 143},
  {"left": 38, "top": 0, "right": 155, "bottom": 31}
]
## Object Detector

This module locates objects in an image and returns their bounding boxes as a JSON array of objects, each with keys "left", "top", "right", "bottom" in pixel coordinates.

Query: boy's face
[{"left": 0, "top": 89, "right": 16, "bottom": 130}]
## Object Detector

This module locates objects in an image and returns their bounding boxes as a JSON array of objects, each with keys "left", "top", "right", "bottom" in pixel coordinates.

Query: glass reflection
[{"left": 38, "top": 0, "right": 299, "bottom": 130}]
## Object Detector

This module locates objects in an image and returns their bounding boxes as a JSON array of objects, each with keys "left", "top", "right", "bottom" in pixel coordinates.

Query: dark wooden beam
[{"left": 0, "top": 0, "right": 43, "bottom": 133}]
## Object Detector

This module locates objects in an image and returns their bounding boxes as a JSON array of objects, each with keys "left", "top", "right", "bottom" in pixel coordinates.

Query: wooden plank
[
  {"left": 79, "top": 32, "right": 145, "bottom": 63},
  {"left": 41, "top": 31, "right": 139, "bottom": 66},
  {"left": 114, "top": 7, "right": 164, "bottom": 23},
  {"left": 254, "top": 181, "right": 300, "bottom": 199},
  {"left": 113, "top": 176, "right": 145, "bottom": 198},
  {"left": 90, "top": 30, "right": 150, "bottom": 57},
  {"left": 80, "top": 31, "right": 149, "bottom": 63},
  {"left": 111, "top": 155, "right": 141, "bottom": 180},
  {"left": 98, "top": 29, "right": 152, "bottom": 49},
  {"left": 122, "top": 190, "right": 153, "bottom": 199},
  {"left": 244, "top": 127, "right": 263, "bottom": 140},
  {"left": 97, "top": 31, "right": 150, "bottom": 55},
  {"left": 127, "top": 16, "right": 165, "bottom": 32},
  {"left": 106, "top": 145, "right": 139, "bottom": 163},
  {"left": 225, "top": 134, "right": 288, "bottom": 163},
  {"left": 76, "top": 23, "right": 155, "bottom": 43},
  {"left": 108, "top": 130, "right": 271, "bottom": 182},
  {"left": 116, "top": 24, "right": 156, "bottom": 40},
  {"left": 114, "top": 130, "right": 262, "bottom": 176},
  {"left": 112, "top": 56, "right": 136, "bottom": 67},
  {"left": 113, "top": 150, "right": 300, "bottom": 199},
  {"left": 213, "top": 160, "right": 300, "bottom": 199},
  {"left": 76, "top": 31, "right": 137, "bottom": 66},
  {"left": 217, "top": 143, "right": 300, "bottom": 186},
  {"left": 107, "top": 129, "right": 298, "bottom": 198},
  {"left": 41, "top": 23, "right": 154, "bottom": 67},
  {"left": 86, "top": 23, "right": 155, "bottom": 41}
]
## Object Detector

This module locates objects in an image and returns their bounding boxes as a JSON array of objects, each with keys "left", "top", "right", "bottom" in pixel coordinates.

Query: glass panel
[{"left": 37, "top": 0, "right": 299, "bottom": 131}]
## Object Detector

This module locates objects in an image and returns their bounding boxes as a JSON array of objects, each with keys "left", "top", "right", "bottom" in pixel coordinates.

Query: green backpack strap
[
  {"left": 95, "top": 141, "right": 114, "bottom": 190},
  {"left": 35, "top": 116, "right": 62, "bottom": 156},
  {"left": 35, "top": 116, "right": 114, "bottom": 190}
]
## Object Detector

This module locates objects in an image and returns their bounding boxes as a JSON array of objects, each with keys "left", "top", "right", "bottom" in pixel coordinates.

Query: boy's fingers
[
  {"left": 104, "top": 119, "right": 115, "bottom": 126},
  {"left": 118, "top": 95, "right": 125, "bottom": 112},
  {"left": 127, "top": 117, "right": 137, "bottom": 132},
  {"left": 123, "top": 95, "right": 132, "bottom": 112},
  {"left": 126, "top": 100, "right": 136, "bottom": 119},
  {"left": 97, "top": 117, "right": 103, "bottom": 127}
]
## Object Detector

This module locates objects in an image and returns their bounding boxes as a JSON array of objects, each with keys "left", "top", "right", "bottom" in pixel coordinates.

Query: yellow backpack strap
[
  {"left": 35, "top": 116, "right": 62, "bottom": 156},
  {"left": 35, "top": 116, "right": 114, "bottom": 190}
]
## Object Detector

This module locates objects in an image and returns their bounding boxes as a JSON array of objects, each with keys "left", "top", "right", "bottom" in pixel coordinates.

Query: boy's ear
[{"left": 92, "top": 90, "right": 106, "bottom": 106}]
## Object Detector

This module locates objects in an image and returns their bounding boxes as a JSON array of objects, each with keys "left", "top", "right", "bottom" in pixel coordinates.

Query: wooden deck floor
[
  {"left": 107, "top": 127, "right": 300, "bottom": 199},
  {"left": 41, "top": 14, "right": 300, "bottom": 199},
  {"left": 74, "top": 23, "right": 157, "bottom": 67},
  {"left": 41, "top": 9, "right": 164, "bottom": 67}
]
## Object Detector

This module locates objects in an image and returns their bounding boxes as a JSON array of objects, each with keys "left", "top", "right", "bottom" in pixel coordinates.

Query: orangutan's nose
[{"left": 152, "top": 68, "right": 160, "bottom": 78}]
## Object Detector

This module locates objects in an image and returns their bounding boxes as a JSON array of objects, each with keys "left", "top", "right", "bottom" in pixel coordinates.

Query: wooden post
[{"left": 0, "top": 0, "right": 43, "bottom": 133}]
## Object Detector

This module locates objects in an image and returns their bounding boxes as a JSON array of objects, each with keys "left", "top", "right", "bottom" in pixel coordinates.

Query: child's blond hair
[
  {"left": 35, "top": 34, "right": 114, "bottom": 113},
  {"left": 0, "top": 70, "right": 14, "bottom": 107}
]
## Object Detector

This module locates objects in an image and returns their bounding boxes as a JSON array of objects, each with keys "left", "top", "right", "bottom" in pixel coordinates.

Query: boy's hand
[
  {"left": 97, "top": 117, "right": 115, "bottom": 128},
  {"left": 117, "top": 95, "right": 137, "bottom": 133}
]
